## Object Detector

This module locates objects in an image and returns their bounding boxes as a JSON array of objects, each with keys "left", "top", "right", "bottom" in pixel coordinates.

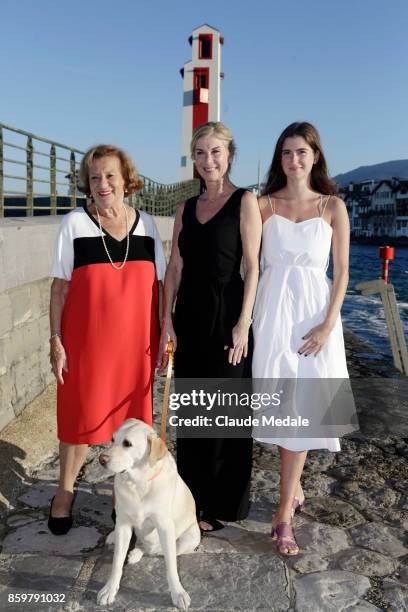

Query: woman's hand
[
  {"left": 157, "top": 318, "right": 177, "bottom": 374},
  {"left": 50, "top": 336, "right": 68, "bottom": 384},
  {"left": 298, "top": 322, "right": 333, "bottom": 357},
  {"left": 225, "top": 320, "right": 250, "bottom": 366}
]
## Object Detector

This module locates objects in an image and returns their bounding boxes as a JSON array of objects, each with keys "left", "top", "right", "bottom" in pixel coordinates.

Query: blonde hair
[
  {"left": 190, "top": 121, "right": 236, "bottom": 173},
  {"left": 78, "top": 144, "right": 144, "bottom": 196}
]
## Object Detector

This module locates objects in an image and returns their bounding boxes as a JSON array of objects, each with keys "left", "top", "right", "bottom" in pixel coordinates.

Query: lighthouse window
[
  {"left": 195, "top": 72, "right": 208, "bottom": 89},
  {"left": 199, "top": 34, "right": 212, "bottom": 59}
]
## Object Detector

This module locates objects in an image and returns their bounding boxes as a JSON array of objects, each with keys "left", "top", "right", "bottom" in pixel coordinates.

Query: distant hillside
[{"left": 333, "top": 160, "right": 408, "bottom": 187}]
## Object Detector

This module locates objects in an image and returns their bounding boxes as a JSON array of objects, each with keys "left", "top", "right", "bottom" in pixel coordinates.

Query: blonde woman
[{"left": 158, "top": 122, "right": 262, "bottom": 532}]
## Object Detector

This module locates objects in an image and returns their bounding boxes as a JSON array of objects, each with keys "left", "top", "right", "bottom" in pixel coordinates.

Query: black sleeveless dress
[{"left": 174, "top": 188, "right": 253, "bottom": 521}]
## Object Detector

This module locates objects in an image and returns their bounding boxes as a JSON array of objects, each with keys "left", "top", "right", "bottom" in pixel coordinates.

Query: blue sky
[{"left": 1, "top": 0, "right": 407, "bottom": 186}]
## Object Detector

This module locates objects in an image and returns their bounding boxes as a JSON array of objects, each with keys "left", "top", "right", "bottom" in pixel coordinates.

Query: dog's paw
[
  {"left": 171, "top": 587, "right": 191, "bottom": 610},
  {"left": 97, "top": 581, "right": 119, "bottom": 605},
  {"left": 105, "top": 530, "right": 115, "bottom": 546},
  {"left": 127, "top": 547, "right": 143, "bottom": 564}
]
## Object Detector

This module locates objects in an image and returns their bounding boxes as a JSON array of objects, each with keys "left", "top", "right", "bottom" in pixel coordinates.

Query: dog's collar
[{"left": 147, "top": 463, "right": 164, "bottom": 481}]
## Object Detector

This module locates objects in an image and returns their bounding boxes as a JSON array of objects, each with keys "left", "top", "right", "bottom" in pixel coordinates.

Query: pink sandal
[
  {"left": 291, "top": 496, "right": 305, "bottom": 517},
  {"left": 271, "top": 522, "right": 299, "bottom": 556}
]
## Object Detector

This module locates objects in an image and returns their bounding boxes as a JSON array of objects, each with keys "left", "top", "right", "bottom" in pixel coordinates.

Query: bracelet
[{"left": 50, "top": 332, "right": 61, "bottom": 341}]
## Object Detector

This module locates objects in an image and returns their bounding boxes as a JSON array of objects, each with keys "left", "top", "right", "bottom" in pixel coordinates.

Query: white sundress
[{"left": 252, "top": 196, "right": 349, "bottom": 452}]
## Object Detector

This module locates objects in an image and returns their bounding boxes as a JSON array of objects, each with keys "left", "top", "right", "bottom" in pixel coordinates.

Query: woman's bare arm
[
  {"left": 228, "top": 191, "right": 262, "bottom": 365},
  {"left": 299, "top": 197, "right": 349, "bottom": 356},
  {"left": 324, "top": 197, "right": 350, "bottom": 329},
  {"left": 157, "top": 202, "right": 185, "bottom": 370},
  {"left": 50, "top": 278, "right": 70, "bottom": 384}
]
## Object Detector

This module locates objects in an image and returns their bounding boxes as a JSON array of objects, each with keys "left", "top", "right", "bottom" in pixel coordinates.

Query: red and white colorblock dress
[{"left": 51, "top": 206, "right": 166, "bottom": 444}]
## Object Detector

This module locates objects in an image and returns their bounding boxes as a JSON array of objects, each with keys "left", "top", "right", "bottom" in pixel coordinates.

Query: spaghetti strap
[
  {"left": 267, "top": 195, "right": 275, "bottom": 214},
  {"left": 320, "top": 195, "right": 330, "bottom": 217}
]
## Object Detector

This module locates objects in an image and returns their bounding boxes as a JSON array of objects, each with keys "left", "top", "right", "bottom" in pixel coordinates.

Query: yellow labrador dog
[{"left": 97, "top": 419, "right": 200, "bottom": 610}]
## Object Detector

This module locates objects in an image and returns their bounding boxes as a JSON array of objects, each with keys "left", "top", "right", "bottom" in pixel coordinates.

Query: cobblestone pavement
[{"left": 0, "top": 331, "right": 407, "bottom": 611}]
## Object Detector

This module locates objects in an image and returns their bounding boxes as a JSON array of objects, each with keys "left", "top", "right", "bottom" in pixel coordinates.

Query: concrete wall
[{"left": 0, "top": 214, "right": 174, "bottom": 432}]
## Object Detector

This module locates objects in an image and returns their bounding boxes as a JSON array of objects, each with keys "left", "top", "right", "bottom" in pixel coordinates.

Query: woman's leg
[
  {"left": 272, "top": 446, "right": 307, "bottom": 553},
  {"left": 51, "top": 442, "right": 88, "bottom": 517}
]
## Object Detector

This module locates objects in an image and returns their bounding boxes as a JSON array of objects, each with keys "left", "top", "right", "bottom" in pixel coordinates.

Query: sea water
[{"left": 335, "top": 245, "right": 408, "bottom": 357}]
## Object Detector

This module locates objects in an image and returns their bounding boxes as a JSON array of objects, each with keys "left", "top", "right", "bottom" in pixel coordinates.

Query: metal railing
[{"left": 0, "top": 122, "right": 200, "bottom": 217}]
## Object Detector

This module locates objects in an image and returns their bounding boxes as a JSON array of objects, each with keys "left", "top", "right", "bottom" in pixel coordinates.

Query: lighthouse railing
[{"left": 0, "top": 122, "right": 200, "bottom": 218}]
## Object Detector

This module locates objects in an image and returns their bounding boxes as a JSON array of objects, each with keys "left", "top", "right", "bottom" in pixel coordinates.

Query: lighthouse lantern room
[{"left": 180, "top": 24, "right": 224, "bottom": 181}]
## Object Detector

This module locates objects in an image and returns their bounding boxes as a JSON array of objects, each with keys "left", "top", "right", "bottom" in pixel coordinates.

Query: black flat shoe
[
  {"left": 48, "top": 495, "right": 74, "bottom": 536},
  {"left": 199, "top": 517, "right": 226, "bottom": 534}
]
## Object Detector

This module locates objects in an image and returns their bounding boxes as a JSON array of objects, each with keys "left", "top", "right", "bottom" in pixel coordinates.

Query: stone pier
[{"left": 0, "top": 332, "right": 407, "bottom": 611}]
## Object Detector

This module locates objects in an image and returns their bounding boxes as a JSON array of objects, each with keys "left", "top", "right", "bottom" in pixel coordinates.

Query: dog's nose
[{"left": 99, "top": 453, "right": 109, "bottom": 467}]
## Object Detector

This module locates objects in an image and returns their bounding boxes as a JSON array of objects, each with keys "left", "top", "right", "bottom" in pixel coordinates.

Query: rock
[
  {"left": 75, "top": 488, "right": 113, "bottom": 527},
  {"left": 250, "top": 486, "right": 280, "bottom": 506},
  {"left": 0, "top": 554, "right": 82, "bottom": 594},
  {"left": 304, "top": 497, "right": 365, "bottom": 528},
  {"left": 2, "top": 520, "right": 101, "bottom": 554},
  {"left": 199, "top": 525, "right": 283, "bottom": 555},
  {"left": 335, "top": 548, "right": 396, "bottom": 576},
  {"left": 292, "top": 553, "right": 329, "bottom": 574},
  {"left": 198, "top": 534, "right": 237, "bottom": 554},
  {"left": 32, "top": 461, "right": 59, "bottom": 482},
  {"left": 293, "top": 570, "right": 370, "bottom": 611},
  {"left": 398, "top": 565, "right": 408, "bottom": 584},
  {"left": 388, "top": 473, "right": 408, "bottom": 494},
  {"left": 333, "top": 439, "right": 382, "bottom": 467},
  {"left": 330, "top": 466, "right": 386, "bottom": 488},
  {"left": 18, "top": 481, "right": 56, "bottom": 509},
  {"left": 296, "top": 522, "right": 350, "bottom": 556},
  {"left": 82, "top": 454, "right": 111, "bottom": 484},
  {"left": 395, "top": 441, "right": 408, "bottom": 459},
  {"left": 252, "top": 442, "right": 281, "bottom": 471},
  {"left": 384, "top": 509, "right": 408, "bottom": 530},
  {"left": 400, "top": 495, "right": 408, "bottom": 511},
  {"left": 87, "top": 551, "right": 291, "bottom": 611},
  {"left": 339, "top": 486, "right": 399, "bottom": 517},
  {"left": 251, "top": 468, "right": 280, "bottom": 492},
  {"left": 347, "top": 602, "right": 382, "bottom": 610},
  {"left": 6, "top": 511, "right": 45, "bottom": 528},
  {"left": 301, "top": 472, "right": 337, "bottom": 497},
  {"left": 237, "top": 500, "right": 277, "bottom": 533},
  {"left": 349, "top": 523, "right": 407, "bottom": 558},
  {"left": 304, "top": 450, "right": 336, "bottom": 472},
  {"left": 383, "top": 586, "right": 408, "bottom": 610}
]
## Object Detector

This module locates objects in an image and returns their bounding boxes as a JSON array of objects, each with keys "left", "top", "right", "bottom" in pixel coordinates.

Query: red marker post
[{"left": 379, "top": 246, "right": 395, "bottom": 284}]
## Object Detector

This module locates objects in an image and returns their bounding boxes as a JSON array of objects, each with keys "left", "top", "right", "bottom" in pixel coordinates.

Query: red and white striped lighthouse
[{"left": 180, "top": 24, "right": 224, "bottom": 180}]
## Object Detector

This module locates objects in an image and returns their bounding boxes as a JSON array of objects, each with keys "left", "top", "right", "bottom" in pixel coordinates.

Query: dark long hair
[{"left": 262, "top": 122, "right": 337, "bottom": 196}]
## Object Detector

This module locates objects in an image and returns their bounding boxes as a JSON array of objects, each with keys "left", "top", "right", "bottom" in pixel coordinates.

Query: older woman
[
  {"left": 48, "top": 144, "right": 166, "bottom": 535},
  {"left": 158, "top": 122, "right": 262, "bottom": 532}
]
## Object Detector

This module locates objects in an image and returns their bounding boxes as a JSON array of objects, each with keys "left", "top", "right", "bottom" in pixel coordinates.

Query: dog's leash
[{"left": 160, "top": 340, "right": 174, "bottom": 443}]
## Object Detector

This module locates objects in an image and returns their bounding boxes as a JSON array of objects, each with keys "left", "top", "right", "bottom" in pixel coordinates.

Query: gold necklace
[{"left": 95, "top": 203, "right": 130, "bottom": 270}]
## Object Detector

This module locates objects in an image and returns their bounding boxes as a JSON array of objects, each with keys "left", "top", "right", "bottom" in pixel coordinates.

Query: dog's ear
[{"left": 148, "top": 433, "right": 168, "bottom": 467}]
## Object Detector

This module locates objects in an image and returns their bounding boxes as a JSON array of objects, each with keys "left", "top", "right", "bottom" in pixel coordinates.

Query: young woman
[
  {"left": 253, "top": 122, "right": 350, "bottom": 555},
  {"left": 158, "top": 122, "right": 262, "bottom": 532}
]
